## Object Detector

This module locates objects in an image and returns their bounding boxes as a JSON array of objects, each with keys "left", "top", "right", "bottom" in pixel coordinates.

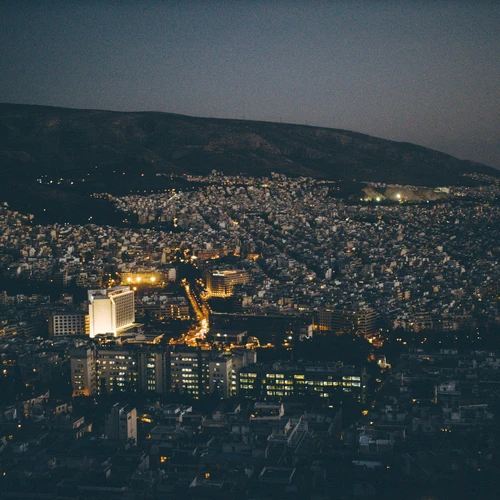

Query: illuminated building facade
[
  {"left": 97, "top": 347, "right": 138, "bottom": 395},
  {"left": 168, "top": 346, "right": 211, "bottom": 398},
  {"left": 71, "top": 345, "right": 169, "bottom": 396},
  {"left": 70, "top": 347, "right": 97, "bottom": 397},
  {"left": 88, "top": 286, "right": 135, "bottom": 338},
  {"left": 239, "top": 362, "right": 366, "bottom": 403},
  {"left": 206, "top": 269, "right": 249, "bottom": 297},
  {"left": 70, "top": 343, "right": 256, "bottom": 399},
  {"left": 167, "top": 346, "right": 255, "bottom": 399}
]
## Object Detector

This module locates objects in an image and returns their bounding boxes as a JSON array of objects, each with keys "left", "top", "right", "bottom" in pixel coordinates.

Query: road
[{"left": 169, "top": 279, "right": 210, "bottom": 346}]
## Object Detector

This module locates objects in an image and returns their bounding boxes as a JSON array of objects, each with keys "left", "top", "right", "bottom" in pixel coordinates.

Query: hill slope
[{"left": 1, "top": 103, "right": 498, "bottom": 188}]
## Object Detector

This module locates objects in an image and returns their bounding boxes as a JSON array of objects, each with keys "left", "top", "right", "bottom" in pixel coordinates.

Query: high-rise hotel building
[{"left": 88, "top": 286, "right": 135, "bottom": 338}]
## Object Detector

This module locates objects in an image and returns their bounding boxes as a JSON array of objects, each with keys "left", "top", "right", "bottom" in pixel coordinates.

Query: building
[
  {"left": 73, "top": 343, "right": 257, "bottom": 399},
  {"left": 72, "top": 345, "right": 169, "bottom": 396},
  {"left": 239, "top": 361, "right": 366, "bottom": 403},
  {"left": 318, "top": 306, "right": 376, "bottom": 336},
  {"left": 208, "top": 356, "right": 233, "bottom": 398},
  {"left": 206, "top": 270, "right": 249, "bottom": 297},
  {"left": 167, "top": 345, "right": 257, "bottom": 399},
  {"left": 97, "top": 346, "right": 138, "bottom": 395},
  {"left": 207, "top": 329, "right": 247, "bottom": 345},
  {"left": 88, "top": 286, "right": 135, "bottom": 338},
  {"left": 135, "top": 298, "right": 190, "bottom": 322},
  {"left": 104, "top": 403, "right": 137, "bottom": 444},
  {"left": 250, "top": 402, "right": 284, "bottom": 420},
  {"left": 19, "top": 351, "right": 63, "bottom": 386},
  {"left": 70, "top": 347, "right": 97, "bottom": 397},
  {"left": 355, "top": 307, "right": 377, "bottom": 336},
  {"left": 168, "top": 346, "right": 211, "bottom": 398},
  {"left": 48, "top": 313, "right": 88, "bottom": 338},
  {"left": 137, "top": 348, "right": 169, "bottom": 394},
  {"left": 53, "top": 270, "right": 70, "bottom": 288}
]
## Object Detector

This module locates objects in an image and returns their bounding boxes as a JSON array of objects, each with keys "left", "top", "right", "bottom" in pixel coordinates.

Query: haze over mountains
[{"left": 0, "top": 103, "right": 498, "bottom": 224}]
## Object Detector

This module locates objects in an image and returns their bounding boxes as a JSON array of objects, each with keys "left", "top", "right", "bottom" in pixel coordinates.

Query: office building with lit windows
[
  {"left": 167, "top": 345, "right": 256, "bottom": 399},
  {"left": 88, "top": 286, "right": 135, "bottom": 338},
  {"left": 70, "top": 343, "right": 257, "bottom": 399},
  {"left": 239, "top": 361, "right": 366, "bottom": 403},
  {"left": 97, "top": 347, "right": 138, "bottom": 395},
  {"left": 168, "top": 346, "right": 212, "bottom": 398},
  {"left": 71, "top": 345, "right": 170, "bottom": 397}
]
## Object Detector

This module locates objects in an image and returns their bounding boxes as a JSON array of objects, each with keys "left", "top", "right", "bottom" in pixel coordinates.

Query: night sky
[{"left": 1, "top": 1, "right": 499, "bottom": 169}]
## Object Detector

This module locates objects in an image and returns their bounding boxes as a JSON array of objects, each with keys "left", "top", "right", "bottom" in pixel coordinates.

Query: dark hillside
[{"left": 0, "top": 103, "right": 498, "bottom": 222}]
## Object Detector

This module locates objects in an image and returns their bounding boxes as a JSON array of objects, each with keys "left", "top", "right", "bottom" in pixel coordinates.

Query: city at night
[{"left": 1, "top": 2, "right": 499, "bottom": 499}]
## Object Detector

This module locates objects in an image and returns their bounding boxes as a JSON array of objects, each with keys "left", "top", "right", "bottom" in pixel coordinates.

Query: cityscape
[
  {"left": 1, "top": 169, "right": 500, "bottom": 498},
  {"left": 2, "top": 1, "right": 500, "bottom": 499}
]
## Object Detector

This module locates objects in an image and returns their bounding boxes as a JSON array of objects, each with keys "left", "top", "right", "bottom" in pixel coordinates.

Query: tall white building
[{"left": 88, "top": 286, "right": 135, "bottom": 338}]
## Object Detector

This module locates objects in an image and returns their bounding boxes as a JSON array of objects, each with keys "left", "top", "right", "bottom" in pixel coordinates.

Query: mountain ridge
[{"left": 0, "top": 103, "right": 498, "bottom": 189}]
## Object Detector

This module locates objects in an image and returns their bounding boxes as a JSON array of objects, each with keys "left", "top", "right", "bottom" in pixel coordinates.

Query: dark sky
[{"left": 1, "top": 0, "right": 499, "bottom": 169}]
